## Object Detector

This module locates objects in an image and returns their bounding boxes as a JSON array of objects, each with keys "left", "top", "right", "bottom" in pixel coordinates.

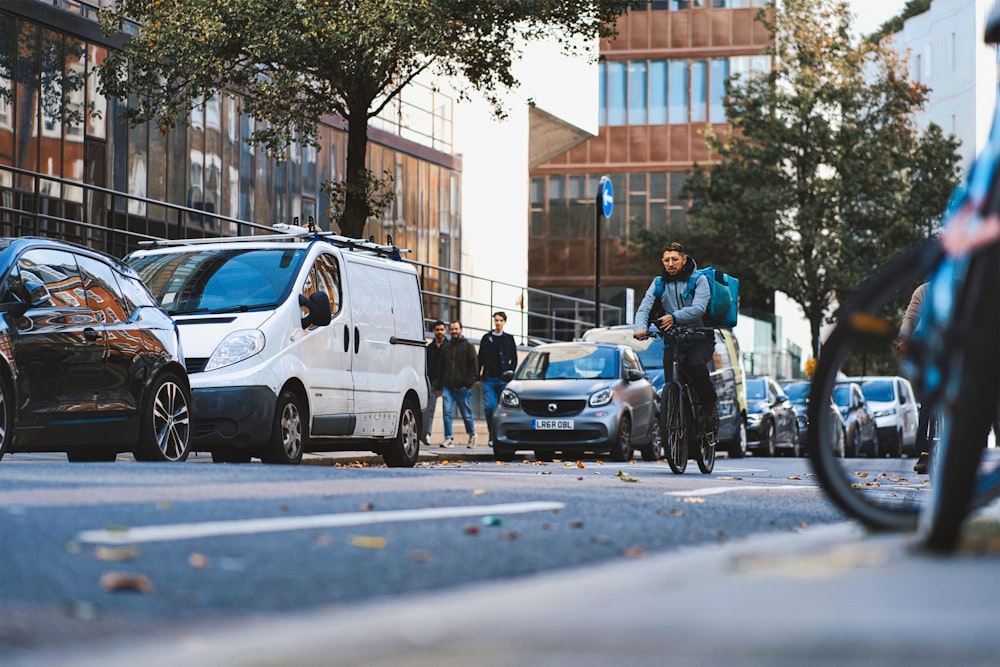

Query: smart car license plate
[{"left": 533, "top": 419, "right": 573, "bottom": 430}]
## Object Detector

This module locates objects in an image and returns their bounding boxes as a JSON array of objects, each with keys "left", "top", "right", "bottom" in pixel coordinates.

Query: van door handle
[
  {"left": 354, "top": 327, "right": 360, "bottom": 354},
  {"left": 343, "top": 325, "right": 350, "bottom": 353},
  {"left": 83, "top": 327, "right": 100, "bottom": 342}
]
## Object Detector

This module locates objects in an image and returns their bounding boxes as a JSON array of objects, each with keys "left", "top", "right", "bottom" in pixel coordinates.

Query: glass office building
[{"left": 529, "top": 0, "right": 770, "bottom": 335}]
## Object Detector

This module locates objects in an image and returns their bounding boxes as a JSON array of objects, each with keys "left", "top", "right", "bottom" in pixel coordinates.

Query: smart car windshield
[
  {"left": 782, "top": 382, "right": 810, "bottom": 404},
  {"left": 128, "top": 248, "right": 305, "bottom": 315},
  {"left": 515, "top": 344, "right": 618, "bottom": 381},
  {"left": 859, "top": 380, "right": 894, "bottom": 403},
  {"left": 745, "top": 378, "right": 766, "bottom": 400}
]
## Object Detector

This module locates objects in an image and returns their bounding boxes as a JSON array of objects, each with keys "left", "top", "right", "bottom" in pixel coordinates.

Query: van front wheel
[
  {"left": 262, "top": 390, "right": 306, "bottom": 465},
  {"left": 383, "top": 398, "right": 420, "bottom": 468}
]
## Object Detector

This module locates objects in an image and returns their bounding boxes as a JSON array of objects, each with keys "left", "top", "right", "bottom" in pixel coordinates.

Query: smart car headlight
[
  {"left": 205, "top": 330, "right": 265, "bottom": 371},
  {"left": 589, "top": 387, "right": 613, "bottom": 407},
  {"left": 501, "top": 388, "right": 520, "bottom": 407}
]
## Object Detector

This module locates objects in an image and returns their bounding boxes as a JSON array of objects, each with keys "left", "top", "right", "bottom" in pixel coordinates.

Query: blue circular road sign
[{"left": 600, "top": 177, "right": 614, "bottom": 218}]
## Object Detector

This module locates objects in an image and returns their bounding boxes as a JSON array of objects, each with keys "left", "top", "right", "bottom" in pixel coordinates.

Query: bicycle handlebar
[{"left": 648, "top": 326, "right": 716, "bottom": 345}]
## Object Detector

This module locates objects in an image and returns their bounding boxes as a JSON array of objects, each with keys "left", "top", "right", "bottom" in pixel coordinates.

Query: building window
[
  {"left": 607, "top": 61, "right": 627, "bottom": 126},
  {"left": 668, "top": 61, "right": 688, "bottom": 124},
  {"left": 709, "top": 58, "right": 729, "bottom": 123},
  {"left": 628, "top": 62, "right": 647, "bottom": 125}
]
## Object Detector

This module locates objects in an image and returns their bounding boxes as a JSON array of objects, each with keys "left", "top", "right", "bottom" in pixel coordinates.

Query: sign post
[{"left": 595, "top": 176, "right": 613, "bottom": 328}]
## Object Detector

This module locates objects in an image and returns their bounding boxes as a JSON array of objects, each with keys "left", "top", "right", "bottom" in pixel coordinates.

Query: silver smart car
[{"left": 492, "top": 342, "right": 657, "bottom": 463}]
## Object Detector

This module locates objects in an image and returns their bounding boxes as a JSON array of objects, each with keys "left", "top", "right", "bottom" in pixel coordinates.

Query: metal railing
[{"left": 0, "top": 164, "right": 620, "bottom": 344}]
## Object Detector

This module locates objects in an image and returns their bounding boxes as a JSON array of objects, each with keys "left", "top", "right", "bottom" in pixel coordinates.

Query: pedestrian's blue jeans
[
  {"left": 481, "top": 376, "right": 506, "bottom": 440},
  {"left": 425, "top": 390, "right": 440, "bottom": 441},
  {"left": 442, "top": 386, "right": 475, "bottom": 438}
]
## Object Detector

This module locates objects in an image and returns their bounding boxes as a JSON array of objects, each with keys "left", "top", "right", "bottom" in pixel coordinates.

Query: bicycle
[
  {"left": 806, "top": 2, "right": 1000, "bottom": 552},
  {"left": 654, "top": 327, "right": 718, "bottom": 475}
]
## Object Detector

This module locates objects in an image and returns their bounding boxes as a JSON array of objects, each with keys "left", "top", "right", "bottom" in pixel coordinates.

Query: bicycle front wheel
[
  {"left": 807, "top": 241, "right": 939, "bottom": 531},
  {"left": 663, "top": 384, "right": 688, "bottom": 474}
]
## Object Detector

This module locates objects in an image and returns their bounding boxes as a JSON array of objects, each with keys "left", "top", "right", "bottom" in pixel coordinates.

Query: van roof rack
[{"left": 137, "top": 217, "right": 409, "bottom": 260}]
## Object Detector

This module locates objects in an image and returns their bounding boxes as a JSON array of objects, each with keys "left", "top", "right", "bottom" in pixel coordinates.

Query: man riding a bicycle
[{"left": 634, "top": 242, "right": 719, "bottom": 431}]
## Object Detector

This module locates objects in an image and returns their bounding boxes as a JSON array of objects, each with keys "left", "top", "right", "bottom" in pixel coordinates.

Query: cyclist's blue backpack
[{"left": 654, "top": 267, "right": 739, "bottom": 328}]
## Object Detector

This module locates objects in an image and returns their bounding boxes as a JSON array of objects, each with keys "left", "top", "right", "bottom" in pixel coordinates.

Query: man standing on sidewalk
[
  {"left": 438, "top": 320, "right": 478, "bottom": 448},
  {"left": 478, "top": 311, "right": 517, "bottom": 447},
  {"left": 424, "top": 320, "right": 448, "bottom": 445}
]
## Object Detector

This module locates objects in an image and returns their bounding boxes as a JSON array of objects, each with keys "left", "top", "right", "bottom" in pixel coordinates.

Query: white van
[{"left": 125, "top": 227, "right": 428, "bottom": 466}]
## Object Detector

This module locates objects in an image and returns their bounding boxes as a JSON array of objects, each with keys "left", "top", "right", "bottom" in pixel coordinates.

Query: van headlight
[
  {"left": 589, "top": 387, "right": 613, "bottom": 407},
  {"left": 501, "top": 388, "right": 520, "bottom": 407},
  {"left": 205, "top": 330, "right": 265, "bottom": 371}
]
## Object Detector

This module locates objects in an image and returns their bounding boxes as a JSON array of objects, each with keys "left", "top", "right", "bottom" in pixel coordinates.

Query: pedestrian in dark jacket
[
  {"left": 424, "top": 320, "right": 448, "bottom": 444},
  {"left": 478, "top": 311, "right": 517, "bottom": 446},
  {"left": 437, "top": 320, "right": 478, "bottom": 448}
]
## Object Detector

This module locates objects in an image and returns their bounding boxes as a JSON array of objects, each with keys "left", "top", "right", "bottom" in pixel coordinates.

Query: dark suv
[{"left": 0, "top": 238, "right": 191, "bottom": 462}]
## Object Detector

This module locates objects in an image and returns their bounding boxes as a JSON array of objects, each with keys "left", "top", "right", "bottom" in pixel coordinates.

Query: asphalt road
[{"left": 0, "top": 454, "right": 848, "bottom": 663}]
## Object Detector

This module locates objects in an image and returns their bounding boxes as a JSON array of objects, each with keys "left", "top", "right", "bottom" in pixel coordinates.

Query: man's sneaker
[
  {"left": 914, "top": 452, "right": 929, "bottom": 474},
  {"left": 441, "top": 438, "right": 454, "bottom": 448},
  {"left": 705, "top": 404, "right": 720, "bottom": 430},
  {"left": 466, "top": 434, "right": 477, "bottom": 448}
]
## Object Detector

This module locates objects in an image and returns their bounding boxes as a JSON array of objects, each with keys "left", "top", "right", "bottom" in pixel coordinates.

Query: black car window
[
  {"left": 16, "top": 248, "right": 85, "bottom": 309},
  {"left": 77, "top": 254, "right": 130, "bottom": 323},
  {"left": 116, "top": 272, "right": 158, "bottom": 312}
]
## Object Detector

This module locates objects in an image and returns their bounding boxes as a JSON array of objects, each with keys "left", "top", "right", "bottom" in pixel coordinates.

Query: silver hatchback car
[{"left": 492, "top": 342, "right": 657, "bottom": 463}]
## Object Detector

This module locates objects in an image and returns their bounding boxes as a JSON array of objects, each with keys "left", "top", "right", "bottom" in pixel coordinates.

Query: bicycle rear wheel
[
  {"left": 663, "top": 384, "right": 688, "bottom": 474},
  {"left": 807, "top": 241, "right": 939, "bottom": 530}
]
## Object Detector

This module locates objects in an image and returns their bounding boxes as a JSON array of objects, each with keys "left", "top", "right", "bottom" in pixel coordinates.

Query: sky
[{"left": 845, "top": 0, "right": 907, "bottom": 36}]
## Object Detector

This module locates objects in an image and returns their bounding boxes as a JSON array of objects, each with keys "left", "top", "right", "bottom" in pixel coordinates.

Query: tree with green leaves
[
  {"left": 679, "top": 0, "right": 961, "bottom": 358},
  {"left": 98, "top": 0, "right": 634, "bottom": 239}
]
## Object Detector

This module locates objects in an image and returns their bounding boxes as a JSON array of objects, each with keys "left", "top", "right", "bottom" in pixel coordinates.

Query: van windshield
[
  {"left": 128, "top": 248, "right": 306, "bottom": 315},
  {"left": 859, "top": 380, "right": 895, "bottom": 403}
]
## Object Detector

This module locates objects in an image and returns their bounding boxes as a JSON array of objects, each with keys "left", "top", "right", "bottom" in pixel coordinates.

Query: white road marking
[
  {"left": 76, "top": 501, "right": 565, "bottom": 545},
  {"left": 664, "top": 485, "right": 817, "bottom": 497}
]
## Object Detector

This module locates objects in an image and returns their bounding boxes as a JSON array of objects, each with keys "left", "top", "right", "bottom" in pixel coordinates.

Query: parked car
[
  {"left": 581, "top": 325, "right": 748, "bottom": 458},
  {"left": 0, "top": 237, "right": 191, "bottom": 462},
  {"left": 492, "top": 341, "right": 657, "bottom": 462},
  {"left": 780, "top": 380, "right": 846, "bottom": 457},
  {"left": 833, "top": 381, "right": 879, "bottom": 457},
  {"left": 125, "top": 229, "right": 428, "bottom": 466},
  {"left": 844, "top": 376, "right": 919, "bottom": 457},
  {"left": 745, "top": 376, "right": 800, "bottom": 456}
]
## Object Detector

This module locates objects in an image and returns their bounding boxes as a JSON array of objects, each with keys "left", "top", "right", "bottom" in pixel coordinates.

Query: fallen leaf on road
[
  {"left": 156, "top": 502, "right": 171, "bottom": 510},
  {"left": 621, "top": 545, "right": 646, "bottom": 558},
  {"left": 440, "top": 460, "right": 450, "bottom": 465},
  {"left": 473, "top": 489, "right": 487, "bottom": 496},
  {"left": 501, "top": 531, "right": 520, "bottom": 540},
  {"left": 804, "top": 473, "right": 816, "bottom": 478},
  {"left": 100, "top": 571, "right": 153, "bottom": 594},
  {"left": 682, "top": 497, "right": 705, "bottom": 504},
  {"left": 187, "top": 552, "right": 208, "bottom": 568},
  {"left": 787, "top": 476, "right": 802, "bottom": 481},
  {"left": 349, "top": 536, "right": 387, "bottom": 549},
  {"left": 855, "top": 472, "right": 869, "bottom": 478},
  {"left": 95, "top": 546, "right": 140, "bottom": 562},
  {"left": 866, "top": 481, "right": 880, "bottom": 487},
  {"left": 569, "top": 520, "right": 584, "bottom": 529},
  {"left": 409, "top": 549, "right": 433, "bottom": 562},
  {"left": 463, "top": 525, "right": 481, "bottom": 536},
  {"left": 851, "top": 483, "right": 864, "bottom": 489},
  {"left": 65, "top": 541, "right": 80, "bottom": 554},
  {"left": 594, "top": 460, "right": 604, "bottom": 465},
  {"left": 717, "top": 476, "right": 742, "bottom": 481},
  {"left": 313, "top": 533, "right": 332, "bottom": 546},
  {"left": 667, "top": 509, "right": 684, "bottom": 517},
  {"left": 590, "top": 535, "right": 612, "bottom": 544},
  {"left": 358, "top": 502, "right": 374, "bottom": 511},
  {"left": 577, "top": 461, "right": 586, "bottom": 469},
  {"left": 616, "top": 470, "right": 641, "bottom": 483}
]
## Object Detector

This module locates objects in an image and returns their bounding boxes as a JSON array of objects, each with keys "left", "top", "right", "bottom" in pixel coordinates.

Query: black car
[{"left": 0, "top": 238, "right": 191, "bottom": 462}]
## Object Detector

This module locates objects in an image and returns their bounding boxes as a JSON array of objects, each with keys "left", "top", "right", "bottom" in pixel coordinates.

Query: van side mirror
[{"left": 299, "top": 292, "right": 332, "bottom": 329}]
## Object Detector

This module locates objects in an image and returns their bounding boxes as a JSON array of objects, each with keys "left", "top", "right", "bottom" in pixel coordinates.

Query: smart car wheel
[
  {"left": 262, "top": 389, "right": 306, "bottom": 465},
  {"left": 640, "top": 414, "right": 664, "bottom": 461},
  {"left": 134, "top": 372, "right": 191, "bottom": 462},
  {"left": 609, "top": 415, "right": 632, "bottom": 462},
  {"left": 0, "top": 377, "right": 12, "bottom": 461},
  {"left": 382, "top": 398, "right": 419, "bottom": 468}
]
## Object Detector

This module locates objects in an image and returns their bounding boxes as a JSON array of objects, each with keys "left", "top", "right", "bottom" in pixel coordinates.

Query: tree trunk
[{"left": 340, "top": 111, "right": 370, "bottom": 239}]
